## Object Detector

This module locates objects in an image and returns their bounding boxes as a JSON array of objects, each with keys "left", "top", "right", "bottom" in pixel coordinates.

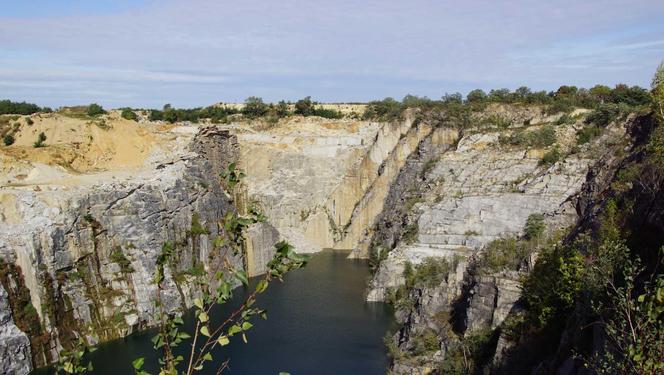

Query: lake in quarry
[{"left": 36, "top": 250, "right": 396, "bottom": 374}]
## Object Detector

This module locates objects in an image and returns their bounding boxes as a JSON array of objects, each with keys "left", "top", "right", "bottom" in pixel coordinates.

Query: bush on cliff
[
  {"left": 242, "top": 96, "right": 269, "bottom": 119},
  {"left": 120, "top": 108, "right": 138, "bottom": 121},
  {"left": 0, "top": 99, "right": 43, "bottom": 115},
  {"left": 87, "top": 103, "right": 106, "bottom": 117}
]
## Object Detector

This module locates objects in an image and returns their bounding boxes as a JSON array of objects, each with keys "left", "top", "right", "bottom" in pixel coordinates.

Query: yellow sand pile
[{"left": 1, "top": 112, "right": 157, "bottom": 173}]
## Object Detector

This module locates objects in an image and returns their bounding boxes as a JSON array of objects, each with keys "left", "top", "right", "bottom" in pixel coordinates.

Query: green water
[{"left": 36, "top": 250, "right": 396, "bottom": 374}]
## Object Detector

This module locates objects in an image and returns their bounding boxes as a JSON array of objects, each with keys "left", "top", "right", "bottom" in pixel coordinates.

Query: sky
[{"left": 0, "top": 0, "right": 663, "bottom": 108}]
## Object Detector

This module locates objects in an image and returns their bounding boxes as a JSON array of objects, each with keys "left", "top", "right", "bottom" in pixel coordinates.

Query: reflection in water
[{"left": 34, "top": 250, "right": 396, "bottom": 375}]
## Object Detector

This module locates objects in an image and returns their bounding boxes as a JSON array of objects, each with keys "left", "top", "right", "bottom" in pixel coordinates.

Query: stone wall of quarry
[
  {"left": 235, "top": 112, "right": 441, "bottom": 257},
  {"left": 365, "top": 106, "right": 633, "bottom": 374},
  {"left": 0, "top": 105, "right": 638, "bottom": 374},
  {"left": 0, "top": 122, "right": 279, "bottom": 372}
]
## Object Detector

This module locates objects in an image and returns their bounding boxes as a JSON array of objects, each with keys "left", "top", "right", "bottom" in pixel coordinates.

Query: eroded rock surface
[
  {"left": 0, "top": 120, "right": 279, "bottom": 368},
  {"left": 0, "top": 284, "right": 32, "bottom": 375},
  {"left": 368, "top": 106, "right": 630, "bottom": 373}
]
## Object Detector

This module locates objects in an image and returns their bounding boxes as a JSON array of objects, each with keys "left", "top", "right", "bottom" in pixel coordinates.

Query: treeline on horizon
[{"left": 0, "top": 83, "right": 652, "bottom": 123}]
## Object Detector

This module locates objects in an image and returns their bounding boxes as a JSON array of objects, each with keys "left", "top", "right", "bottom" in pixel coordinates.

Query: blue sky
[{"left": 1, "top": 0, "right": 663, "bottom": 108}]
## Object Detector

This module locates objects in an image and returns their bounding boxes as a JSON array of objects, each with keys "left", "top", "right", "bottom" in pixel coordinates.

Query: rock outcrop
[
  {"left": 0, "top": 284, "right": 32, "bottom": 375},
  {"left": 233, "top": 113, "right": 435, "bottom": 256},
  {"left": 0, "top": 121, "right": 279, "bottom": 369},
  {"left": 367, "top": 105, "right": 631, "bottom": 373}
]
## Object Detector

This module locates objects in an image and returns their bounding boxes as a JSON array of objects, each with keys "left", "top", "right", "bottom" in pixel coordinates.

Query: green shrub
[
  {"left": 402, "top": 222, "right": 419, "bottom": 244},
  {"left": 554, "top": 113, "right": 575, "bottom": 125},
  {"left": 585, "top": 103, "right": 622, "bottom": 127},
  {"left": 3, "top": 134, "right": 14, "bottom": 146},
  {"left": 87, "top": 103, "right": 106, "bottom": 117},
  {"left": 312, "top": 107, "right": 343, "bottom": 119},
  {"left": 109, "top": 248, "right": 134, "bottom": 274},
  {"left": 539, "top": 147, "right": 562, "bottom": 166},
  {"left": 294, "top": 96, "right": 314, "bottom": 116},
  {"left": 275, "top": 100, "right": 290, "bottom": 117},
  {"left": 408, "top": 257, "right": 452, "bottom": 288},
  {"left": 481, "top": 114, "right": 511, "bottom": 129},
  {"left": 438, "top": 328, "right": 497, "bottom": 375},
  {"left": 33, "top": 132, "right": 46, "bottom": 148},
  {"left": 503, "top": 125, "right": 556, "bottom": 148},
  {"left": 410, "top": 329, "right": 440, "bottom": 356},
  {"left": 242, "top": 96, "right": 269, "bottom": 119},
  {"left": 524, "top": 213, "right": 545, "bottom": 240},
  {"left": 121, "top": 108, "right": 138, "bottom": 121},
  {"left": 0, "top": 100, "right": 43, "bottom": 115},
  {"left": 189, "top": 213, "right": 210, "bottom": 236},
  {"left": 522, "top": 245, "right": 585, "bottom": 327},
  {"left": 363, "top": 97, "right": 404, "bottom": 121},
  {"left": 25, "top": 117, "right": 34, "bottom": 126},
  {"left": 576, "top": 125, "right": 602, "bottom": 144},
  {"left": 480, "top": 237, "right": 531, "bottom": 272},
  {"left": 545, "top": 100, "right": 574, "bottom": 115}
]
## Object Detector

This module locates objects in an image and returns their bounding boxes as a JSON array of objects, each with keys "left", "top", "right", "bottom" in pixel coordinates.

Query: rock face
[
  {"left": 0, "top": 124, "right": 279, "bottom": 368},
  {"left": 0, "top": 284, "right": 32, "bottom": 375},
  {"left": 368, "top": 106, "right": 629, "bottom": 373},
  {"left": 234, "top": 113, "right": 434, "bottom": 256}
]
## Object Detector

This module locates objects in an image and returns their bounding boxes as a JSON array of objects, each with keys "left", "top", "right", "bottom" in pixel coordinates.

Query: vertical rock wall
[{"left": 0, "top": 127, "right": 279, "bottom": 370}]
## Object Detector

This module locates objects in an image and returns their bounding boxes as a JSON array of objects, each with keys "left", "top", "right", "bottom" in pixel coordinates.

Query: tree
[
  {"left": 121, "top": 108, "right": 138, "bottom": 121},
  {"left": 242, "top": 97, "right": 268, "bottom": 119},
  {"left": 609, "top": 84, "right": 651, "bottom": 106},
  {"left": 515, "top": 86, "right": 532, "bottom": 100},
  {"left": 275, "top": 100, "right": 290, "bottom": 117},
  {"left": 466, "top": 89, "right": 487, "bottom": 103},
  {"left": 524, "top": 213, "right": 545, "bottom": 240},
  {"left": 363, "top": 97, "right": 404, "bottom": 120},
  {"left": 3, "top": 134, "right": 14, "bottom": 146},
  {"left": 442, "top": 92, "right": 463, "bottom": 104},
  {"left": 34, "top": 132, "right": 47, "bottom": 148},
  {"left": 488, "top": 88, "right": 511, "bottom": 102},
  {"left": 294, "top": 96, "right": 315, "bottom": 116},
  {"left": 0, "top": 100, "right": 42, "bottom": 115},
  {"left": 555, "top": 85, "right": 578, "bottom": 98},
  {"left": 589, "top": 84, "right": 612, "bottom": 103},
  {"left": 87, "top": 103, "right": 106, "bottom": 117}
]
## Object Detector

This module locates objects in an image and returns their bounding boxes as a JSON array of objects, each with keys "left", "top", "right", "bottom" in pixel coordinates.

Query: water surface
[{"left": 40, "top": 250, "right": 395, "bottom": 374}]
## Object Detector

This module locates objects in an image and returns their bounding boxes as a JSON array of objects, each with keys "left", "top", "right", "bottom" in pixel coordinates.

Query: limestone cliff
[
  {"left": 0, "top": 117, "right": 279, "bottom": 372},
  {"left": 232, "top": 113, "right": 434, "bottom": 256},
  {"left": 367, "top": 105, "right": 633, "bottom": 373}
]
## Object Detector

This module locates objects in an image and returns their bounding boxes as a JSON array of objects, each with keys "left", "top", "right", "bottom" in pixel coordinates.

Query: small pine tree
[
  {"left": 3, "top": 134, "right": 15, "bottom": 146},
  {"left": 524, "top": 213, "right": 545, "bottom": 240},
  {"left": 87, "top": 103, "right": 106, "bottom": 117},
  {"left": 121, "top": 108, "right": 138, "bottom": 121},
  {"left": 33, "top": 132, "right": 47, "bottom": 148}
]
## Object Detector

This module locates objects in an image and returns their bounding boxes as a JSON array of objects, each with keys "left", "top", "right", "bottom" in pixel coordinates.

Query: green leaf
[
  {"left": 198, "top": 312, "right": 209, "bottom": 323},
  {"left": 200, "top": 326, "right": 210, "bottom": 337},
  {"left": 234, "top": 269, "right": 249, "bottom": 286},
  {"left": 242, "top": 321, "right": 253, "bottom": 331},
  {"left": 193, "top": 298, "right": 204, "bottom": 309},
  {"left": 217, "top": 336, "right": 230, "bottom": 346},
  {"left": 228, "top": 324, "right": 242, "bottom": 336},
  {"left": 132, "top": 358, "right": 145, "bottom": 370},
  {"left": 203, "top": 353, "right": 213, "bottom": 361},
  {"left": 255, "top": 279, "right": 268, "bottom": 293}
]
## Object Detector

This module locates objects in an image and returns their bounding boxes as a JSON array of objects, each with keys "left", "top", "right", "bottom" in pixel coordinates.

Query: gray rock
[{"left": 0, "top": 284, "right": 32, "bottom": 375}]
